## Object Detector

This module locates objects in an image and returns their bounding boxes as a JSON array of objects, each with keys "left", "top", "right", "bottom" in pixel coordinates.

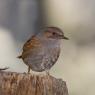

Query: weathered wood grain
[{"left": 0, "top": 71, "right": 69, "bottom": 95}]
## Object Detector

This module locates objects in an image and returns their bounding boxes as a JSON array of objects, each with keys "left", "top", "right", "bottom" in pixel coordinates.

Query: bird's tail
[{"left": 17, "top": 55, "right": 22, "bottom": 59}]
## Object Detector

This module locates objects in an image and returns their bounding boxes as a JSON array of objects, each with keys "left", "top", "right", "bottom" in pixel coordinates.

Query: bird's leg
[
  {"left": 46, "top": 70, "right": 50, "bottom": 76},
  {"left": 28, "top": 66, "right": 31, "bottom": 74}
]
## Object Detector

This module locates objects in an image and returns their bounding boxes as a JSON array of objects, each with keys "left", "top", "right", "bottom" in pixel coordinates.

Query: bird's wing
[
  {"left": 21, "top": 35, "right": 44, "bottom": 59},
  {"left": 21, "top": 36, "right": 45, "bottom": 71},
  {"left": 23, "top": 35, "right": 41, "bottom": 51}
]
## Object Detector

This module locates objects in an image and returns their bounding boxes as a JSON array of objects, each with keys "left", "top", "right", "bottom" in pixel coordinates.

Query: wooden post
[{"left": 0, "top": 71, "right": 69, "bottom": 95}]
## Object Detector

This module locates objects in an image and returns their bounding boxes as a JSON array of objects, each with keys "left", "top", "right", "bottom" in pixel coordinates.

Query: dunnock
[{"left": 18, "top": 27, "right": 69, "bottom": 74}]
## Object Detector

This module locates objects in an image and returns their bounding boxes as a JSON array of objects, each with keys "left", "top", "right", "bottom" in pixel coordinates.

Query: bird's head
[{"left": 42, "top": 27, "right": 69, "bottom": 40}]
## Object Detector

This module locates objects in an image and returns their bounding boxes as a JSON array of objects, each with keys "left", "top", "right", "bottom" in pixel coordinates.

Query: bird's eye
[{"left": 52, "top": 32, "right": 56, "bottom": 35}]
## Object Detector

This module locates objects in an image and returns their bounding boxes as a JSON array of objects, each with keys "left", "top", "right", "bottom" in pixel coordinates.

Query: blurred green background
[{"left": 0, "top": 0, "right": 95, "bottom": 95}]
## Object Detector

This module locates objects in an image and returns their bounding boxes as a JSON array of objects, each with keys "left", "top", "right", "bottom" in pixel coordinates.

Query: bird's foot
[
  {"left": 23, "top": 67, "right": 31, "bottom": 74},
  {"left": 46, "top": 70, "right": 51, "bottom": 77},
  {"left": 28, "top": 66, "right": 31, "bottom": 74}
]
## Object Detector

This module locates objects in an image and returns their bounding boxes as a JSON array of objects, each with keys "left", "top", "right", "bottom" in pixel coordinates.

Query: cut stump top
[{"left": 0, "top": 71, "right": 69, "bottom": 95}]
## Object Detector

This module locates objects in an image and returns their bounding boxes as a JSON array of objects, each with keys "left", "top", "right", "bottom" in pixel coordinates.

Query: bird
[
  {"left": 0, "top": 67, "right": 9, "bottom": 71},
  {"left": 18, "top": 27, "right": 69, "bottom": 75}
]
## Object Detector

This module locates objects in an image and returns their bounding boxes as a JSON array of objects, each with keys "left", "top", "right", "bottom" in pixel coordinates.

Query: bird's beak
[
  {"left": 63, "top": 36, "right": 69, "bottom": 40},
  {"left": 59, "top": 35, "right": 69, "bottom": 40}
]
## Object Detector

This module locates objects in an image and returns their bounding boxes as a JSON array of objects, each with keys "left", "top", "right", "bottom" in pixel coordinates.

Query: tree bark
[{"left": 0, "top": 71, "right": 69, "bottom": 95}]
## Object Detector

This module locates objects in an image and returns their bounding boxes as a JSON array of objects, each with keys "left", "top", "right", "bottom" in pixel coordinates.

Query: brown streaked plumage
[{"left": 18, "top": 27, "right": 69, "bottom": 74}]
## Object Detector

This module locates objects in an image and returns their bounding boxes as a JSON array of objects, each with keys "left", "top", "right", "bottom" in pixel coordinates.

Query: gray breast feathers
[{"left": 43, "top": 47, "right": 60, "bottom": 70}]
